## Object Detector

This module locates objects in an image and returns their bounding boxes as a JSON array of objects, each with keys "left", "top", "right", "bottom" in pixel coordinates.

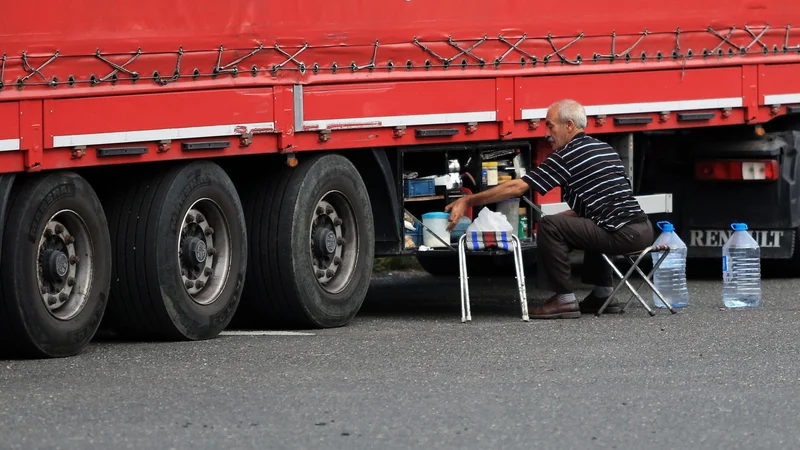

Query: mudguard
[{"left": 0, "top": 173, "right": 15, "bottom": 259}]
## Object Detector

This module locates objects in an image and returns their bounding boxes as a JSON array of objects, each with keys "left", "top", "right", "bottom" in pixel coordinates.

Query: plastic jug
[
  {"left": 722, "top": 223, "right": 761, "bottom": 308},
  {"left": 651, "top": 221, "right": 689, "bottom": 308}
]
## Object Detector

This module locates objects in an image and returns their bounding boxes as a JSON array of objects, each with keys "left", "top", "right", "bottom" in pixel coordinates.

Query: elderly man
[{"left": 445, "top": 99, "right": 653, "bottom": 319}]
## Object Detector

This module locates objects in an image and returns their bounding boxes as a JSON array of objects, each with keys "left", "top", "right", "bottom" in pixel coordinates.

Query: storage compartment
[{"left": 397, "top": 141, "right": 535, "bottom": 254}]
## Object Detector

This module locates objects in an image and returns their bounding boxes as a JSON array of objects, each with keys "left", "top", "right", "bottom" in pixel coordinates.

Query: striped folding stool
[{"left": 458, "top": 231, "right": 529, "bottom": 323}]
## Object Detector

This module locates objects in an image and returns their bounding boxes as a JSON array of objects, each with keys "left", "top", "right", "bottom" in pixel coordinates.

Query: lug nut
[
  {"left": 64, "top": 235, "right": 75, "bottom": 245},
  {"left": 69, "top": 255, "right": 79, "bottom": 265},
  {"left": 316, "top": 271, "right": 325, "bottom": 278},
  {"left": 326, "top": 269, "right": 334, "bottom": 278},
  {"left": 316, "top": 207, "right": 325, "bottom": 215},
  {"left": 196, "top": 214, "right": 205, "bottom": 224},
  {"left": 334, "top": 256, "right": 342, "bottom": 265},
  {"left": 207, "top": 248, "right": 217, "bottom": 256},
  {"left": 59, "top": 293, "right": 69, "bottom": 302},
  {"left": 186, "top": 214, "right": 196, "bottom": 224},
  {"left": 195, "top": 280, "right": 205, "bottom": 289},
  {"left": 334, "top": 218, "right": 343, "bottom": 226},
  {"left": 67, "top": 277, "right": 75, "bottom": 287},
  {"left": 325, "top": 205, "right": 334, "bottom": 214},
  {"left": 44, "top": 229, "right": 53, "bottom": 238},
  {"left": 54, "top": 224, "right": 64, "bottom": 234},
  {"left": 337, "top": 237, "right": 345, "bottom": 245},
  {"left": 204, "top": 227, "right": 214, "bottom": 236},
  {"left": 48, "top": 296, "right": 58, "bottom": 306},
  {"left": 185, "top": 280, "right": 195, "bottom": 289},
  {"left": 204, "top": 267, "right": 213, "bottom": 276}
]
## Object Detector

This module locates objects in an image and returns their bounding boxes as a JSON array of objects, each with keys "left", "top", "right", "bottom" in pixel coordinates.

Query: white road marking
[{"left": 219, "top": 330, "right": 316, "bottom": 336}]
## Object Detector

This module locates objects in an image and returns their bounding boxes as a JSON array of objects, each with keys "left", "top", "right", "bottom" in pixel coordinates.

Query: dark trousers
[{"left": 536, "top": 215, "right": 654, "bottom": 294}]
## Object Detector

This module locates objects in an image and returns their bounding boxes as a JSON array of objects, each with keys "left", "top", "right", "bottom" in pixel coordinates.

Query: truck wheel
[
  {"left": 240, "top": 154, "right": 374, "bottom": 328},
  {"left": 0, "top": 172, "right": 111, "bottom": 358},
  {"left": 105, "top": 161, "right": 246, "bottom": 340}
]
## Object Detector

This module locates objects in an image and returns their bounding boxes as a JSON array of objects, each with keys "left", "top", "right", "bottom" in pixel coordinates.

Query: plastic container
[
  {"left": 518, "top": 208, "right": 529, "bottom": 239},
  {"left": 722, "top": 222, "right": 761, "bottom": 308},
  {"left": 496, "top": 198, "right": 520, "bottom": 236},
  {"left": 482, "top": 161, "right": 498, "bottom": 186},
  {"left": 422, "top": 212, "right": 451, "bottom": 248},
  {"left": 651, "top": 221, "right": 689, "bottom": 308},
  {"left": 404, "top": 221, "right": 423, "bottom": 247},
  {"left": 450, "top": 216, "right": 472, "bottom": 242}
]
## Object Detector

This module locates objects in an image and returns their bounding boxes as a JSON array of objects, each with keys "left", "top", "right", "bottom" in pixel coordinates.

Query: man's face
[{"left": 544, "top": 108, "right": 575, "bottom": 151}]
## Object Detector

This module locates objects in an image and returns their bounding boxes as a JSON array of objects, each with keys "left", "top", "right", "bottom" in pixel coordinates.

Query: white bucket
[{"left": 422, "top": 212, "right": 451, "bottom": 248}]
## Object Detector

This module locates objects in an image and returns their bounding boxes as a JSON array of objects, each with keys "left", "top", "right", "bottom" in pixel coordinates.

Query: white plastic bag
[{"left": 466, "top": 207, "right": 514, "bottom": 233}]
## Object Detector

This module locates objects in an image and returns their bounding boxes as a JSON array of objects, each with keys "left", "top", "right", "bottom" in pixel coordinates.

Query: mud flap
[{"left": 0, "top": 173, "right": 15, "bottom": 259}]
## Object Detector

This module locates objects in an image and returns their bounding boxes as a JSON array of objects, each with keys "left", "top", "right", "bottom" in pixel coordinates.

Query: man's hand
[{"left": 444, "top": 197, "right": 470, "bottom": 232}]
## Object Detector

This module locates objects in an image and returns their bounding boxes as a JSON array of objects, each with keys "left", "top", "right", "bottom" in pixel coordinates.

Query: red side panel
[
  {"left": 760, "top": 64, "right": 800, "bottom": 105},
  {"left": 0, "top": 102, "right": 19, "bottom": 152},
  {"left": 301, "top": 80, "right": 497, "bottom": 130},
  {"left": 43, "top": 89, "right": 275, "bottom": 148},
  {"left": 515, "top": 67, "right": 743, "bottom": 121}
]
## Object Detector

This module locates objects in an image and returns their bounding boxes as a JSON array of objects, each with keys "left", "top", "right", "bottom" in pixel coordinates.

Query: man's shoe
[
  {"left": 579, "top": 292, "right": 622, "bottom": 314},
  {"left": 530, "top": 296, "right": 582, "bottom": 319}
]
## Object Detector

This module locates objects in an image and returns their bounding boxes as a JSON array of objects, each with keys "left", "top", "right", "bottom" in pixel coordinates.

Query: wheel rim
[
  {"left": 36, "top": 209, "right": 94, "bottom": 321},
  {"left": 177, "top": 198, "right": 232, "bottom": 306},
  {"left": 309, "top": 190, "right": 359, "bottom": 295}
]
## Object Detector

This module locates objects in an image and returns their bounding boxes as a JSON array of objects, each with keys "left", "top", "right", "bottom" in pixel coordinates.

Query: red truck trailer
[{"left": 1, "top": 1, "right": 799, "bottom": 357}]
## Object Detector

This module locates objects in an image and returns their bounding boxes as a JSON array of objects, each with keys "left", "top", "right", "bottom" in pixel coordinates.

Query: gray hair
[{"left": 549, "top": 99, "right": 587, "bottom": 129}]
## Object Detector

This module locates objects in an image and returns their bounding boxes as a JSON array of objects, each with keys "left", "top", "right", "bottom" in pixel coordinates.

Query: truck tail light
[{"left": 695, "top": 159, "right": 779, "bottom": 181}]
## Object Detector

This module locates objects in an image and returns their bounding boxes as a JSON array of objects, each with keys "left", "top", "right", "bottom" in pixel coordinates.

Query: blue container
[
  {"left": 404, "top": 178, "right": 436, "bottom": 197},
  {"left": 651, "top": 221, "right": 689, "bottom": 308},
  {"left": 404, "top": 222, "right": 423, "bottom": 246},
  {"left": 450, "top": 217, "right": 472, "bottom": 242},
  {"left": 722, "top": 222, "right": 761, "bottom": 308}
]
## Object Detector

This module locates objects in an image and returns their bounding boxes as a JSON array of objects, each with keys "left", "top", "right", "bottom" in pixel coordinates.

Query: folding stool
[
  {"left": 595, "top": 244, "right": 679, "bottom": 316},
  {"left": 458, "top": 232, "right": 529, "bottom": 323}
]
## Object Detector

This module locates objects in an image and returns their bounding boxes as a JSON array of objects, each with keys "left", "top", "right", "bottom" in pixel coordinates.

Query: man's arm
[
  {"left": 444, "top": 179, "right": 528, "bottom": 231},
  {"left": 444, "top": 153, "right": 569, "bottom": 231},
  {"left": 464, "top": 179, "right": 529, "bottom": 208}
]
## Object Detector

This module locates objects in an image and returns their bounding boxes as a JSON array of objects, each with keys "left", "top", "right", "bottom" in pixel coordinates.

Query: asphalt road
[{"left": 2, "top": 267, "right": 800, "bottom": 449}]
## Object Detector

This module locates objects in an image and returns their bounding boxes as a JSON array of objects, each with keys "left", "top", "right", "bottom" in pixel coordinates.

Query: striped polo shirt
[{"left": 522, "top": 132, "right": 646, "bottom": 231}]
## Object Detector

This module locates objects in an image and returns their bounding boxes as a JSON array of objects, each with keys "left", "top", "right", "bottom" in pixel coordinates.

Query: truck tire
[
  {"left": 239, "top": 154, "right": 374, "bottom": 328},
  {"left": 105, "top": 161, "right": 246, "bottom": 340},
  {"left": 0, "top": 172, "right": 111, "bottom": 358}
]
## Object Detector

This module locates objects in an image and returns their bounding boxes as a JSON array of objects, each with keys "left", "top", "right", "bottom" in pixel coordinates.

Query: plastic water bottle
[
  {"left": 651, "top": 221, "right": 689, "bottom": 308},
  {"left": 722, "top": 223, "right": 761, "bottom": 308}
]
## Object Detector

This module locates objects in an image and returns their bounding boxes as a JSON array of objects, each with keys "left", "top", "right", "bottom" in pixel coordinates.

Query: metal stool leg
[
  {"left": 621, "top": 249, "right": 677, "bottom": 314},
  {"left": 598, "top": 252, "right": 655, "bottom": 316},
  {"left": 510, "top": 236, "right": 529, "bottom": 322},
  {"left": 458, "top": 235, "right": 471, "bottom": 322}
]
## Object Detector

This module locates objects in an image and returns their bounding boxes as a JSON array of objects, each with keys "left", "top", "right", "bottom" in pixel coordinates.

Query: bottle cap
[
  {"left": 731, "top": 223, "right": 748, "bottom": 231},
  {"left": 657, "top": 221, "right": 675, "bottom": 232}
]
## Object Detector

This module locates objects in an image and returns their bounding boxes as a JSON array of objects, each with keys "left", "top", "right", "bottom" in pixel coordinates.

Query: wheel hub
[
  {"left": 43, "top": 249, "right": 70, "bottom": 281},
  {"left": 309, "top": 195, "right": 358, "bottom": 293},
  {"left": 315, "top": 227, "right": 337, "bottom": 257},
  {"left": 178, "top": 202, "right": 231, "bottom": 305},
  {"left": 36, "top": 213, "right": 92, "bottom": 321},
  {"left": 183, "top": 237, "right": 208, "bottom": 266}
]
